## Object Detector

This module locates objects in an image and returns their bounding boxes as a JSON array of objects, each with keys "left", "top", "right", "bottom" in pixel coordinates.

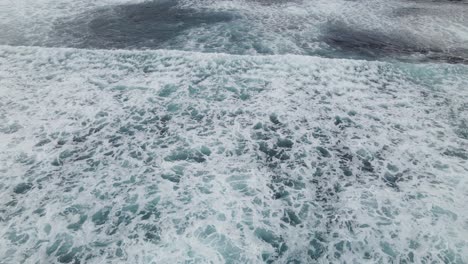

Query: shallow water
[{"left": 0, "top": 0, "right": 467, "bottom": 263}]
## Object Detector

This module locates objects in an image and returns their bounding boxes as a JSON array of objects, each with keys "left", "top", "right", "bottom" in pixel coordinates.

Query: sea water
[{"left": 0, "top": 0, "right": 467, "bottom": 263}]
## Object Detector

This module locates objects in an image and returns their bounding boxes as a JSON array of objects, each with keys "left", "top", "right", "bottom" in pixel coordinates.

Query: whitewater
[{"left": 0, "top": 0, "right": 467, "bottom": 263}]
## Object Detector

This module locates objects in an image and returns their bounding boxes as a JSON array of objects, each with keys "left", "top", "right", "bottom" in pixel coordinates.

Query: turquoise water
[{"left": 0, "top": 0, "right": 467, "bottom": 263}]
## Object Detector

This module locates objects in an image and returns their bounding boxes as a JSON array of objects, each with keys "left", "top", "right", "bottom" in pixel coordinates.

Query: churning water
[{"left": 0, "top": 0, "right": 467, "bottom": 263}]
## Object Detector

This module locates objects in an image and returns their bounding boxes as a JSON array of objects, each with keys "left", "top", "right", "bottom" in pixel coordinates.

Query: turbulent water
[{"left": 0, "top": 0, "right": 467, "bottom": 263}]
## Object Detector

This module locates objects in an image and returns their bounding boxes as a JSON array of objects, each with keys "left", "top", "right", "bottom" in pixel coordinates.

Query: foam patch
[{"left": 0, "top": 45, "right": 467, "bottom": 263}]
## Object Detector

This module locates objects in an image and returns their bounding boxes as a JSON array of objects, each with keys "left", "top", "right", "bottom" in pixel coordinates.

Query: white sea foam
[{"left": 0, "top": 45, "right": 467, "bottom": 263}]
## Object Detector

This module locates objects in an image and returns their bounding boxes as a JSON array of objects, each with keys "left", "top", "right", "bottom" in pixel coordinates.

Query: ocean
[{"left": 0, "top": 0, "right": 467, "bottom": 263}]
